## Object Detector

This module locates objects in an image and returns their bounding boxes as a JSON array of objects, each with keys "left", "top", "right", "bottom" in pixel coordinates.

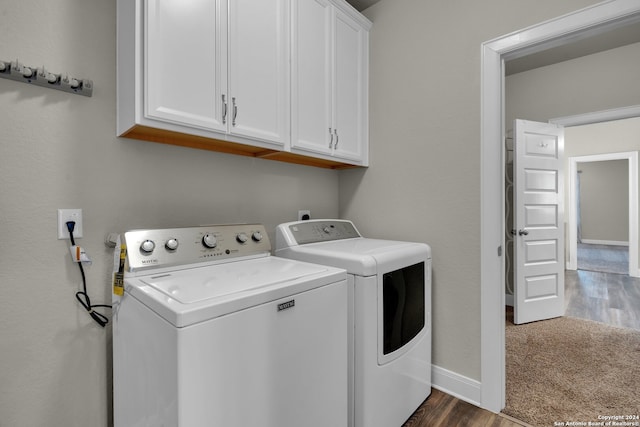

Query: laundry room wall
[
  {"left": 0, "top": 2, "right": 339, "bottom": 426},
  {"left": 339, "top": 0, "right": 602, "bottom": 388}
]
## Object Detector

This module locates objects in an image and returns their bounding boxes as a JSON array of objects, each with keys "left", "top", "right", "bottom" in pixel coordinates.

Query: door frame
[
  {"left": 480, "top": 0, "right": 640, "bottom": 413},
  {"left": 567, "top": 151, "right": 639, "bottom": 276}
]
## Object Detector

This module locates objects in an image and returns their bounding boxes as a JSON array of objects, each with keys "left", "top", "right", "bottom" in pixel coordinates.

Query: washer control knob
[
  {"left": 251, "top": 231, "right": 263, "bottom": 242},
  {"left": 322, "top": 226, "right": 331, "bottom": 234},
  {"left": 202, "top": 233, "right": 217, "bottom": 249},
  {"left": 140, "top": 239, "right": 155, "bottom": 253},
  {"left": 236, "top": 233, "right": 249, "bottom": 244},
  {"left": 165, "top": 238, "right": 179, "bottom": 251}
]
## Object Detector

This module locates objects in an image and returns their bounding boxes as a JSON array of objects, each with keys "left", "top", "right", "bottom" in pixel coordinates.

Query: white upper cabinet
[
  {"left": 333, "top": 8, "right": 367, "bottom": 162},
  {"left": 291, "top": 0, "right": 370, "bottom": 165},
  {"left": 118, "top": 0, "right": 369, "bottom": 168},
  {"left": 228, "top": 0, "right": 290, "bottom": 145},
  {"left": 119, "top": 0, "right": 288, "bottom": 149},
  {"left": 145, "top": 0, "right": 228, "bottom": 133},
  {"left": 291, "top": 0, "right": 333, "bottom": 156}
]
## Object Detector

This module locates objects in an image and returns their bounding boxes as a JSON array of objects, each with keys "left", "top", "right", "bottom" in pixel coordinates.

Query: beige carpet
[{"left": 504, "top": 314, "right": 640, "bottom": 426}]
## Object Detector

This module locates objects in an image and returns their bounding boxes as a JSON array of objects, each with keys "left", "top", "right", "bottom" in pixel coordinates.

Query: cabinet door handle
[
  {"left": 232, "top": 97, "right": 238, "bottom": 127},
  {"left": 329, "top": 127, "right": 334, "bottom": 149},
  {"left": 222, "top": 94, "right": 227, "bottom": 125},
  {"left": 334, "top": 129, "right": 339, "bottom": 149}
]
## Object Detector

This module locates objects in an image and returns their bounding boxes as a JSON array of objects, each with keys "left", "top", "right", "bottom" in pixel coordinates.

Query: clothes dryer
[{"left": 275, "top": 219, "right": 432, "bottom": 427}]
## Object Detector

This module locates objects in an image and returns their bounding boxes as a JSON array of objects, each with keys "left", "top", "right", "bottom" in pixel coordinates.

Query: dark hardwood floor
[{"left": 402, "top": 389, "right": 530, "bottom": 427}]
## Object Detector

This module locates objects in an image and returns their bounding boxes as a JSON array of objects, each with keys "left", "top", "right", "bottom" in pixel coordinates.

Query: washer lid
[
  {"left": 275, "top": 237, "right": 430, "bottom": 276},
  {"left": 140, "top": 257, "right": 329, "bottom": 303},
  {"left": 124, "top": 256, "right": 345, "bottom": 327}
]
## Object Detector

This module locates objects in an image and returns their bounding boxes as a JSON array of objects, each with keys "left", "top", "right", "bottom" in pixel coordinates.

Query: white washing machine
[
  {"left": 112, "top": 224, "right": 348, "bottom": 427},
  {"left": 275, "top": 219, "right": 432, "bottom": 427}
]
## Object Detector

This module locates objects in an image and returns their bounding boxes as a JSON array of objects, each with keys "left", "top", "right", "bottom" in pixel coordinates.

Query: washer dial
[
  {"left": 202, "top": 233, "right": 217, "bottom": 249},
  {"left": 140, "top": 239, "right": 155, "bottom": 253},
  {"left": 165, "top": 238, "right": 179, "bottom": 251},
  {"left": 236, "top": 233, "right": 249, "bottom": 244}
]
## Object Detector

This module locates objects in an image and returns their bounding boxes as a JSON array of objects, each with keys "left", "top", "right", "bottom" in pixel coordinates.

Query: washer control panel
[
  {"left": 123, "top": 224, "right": 270, "bottom": 272},
  {"left": 284, "top": 219, "right": 361, "bottom": 245}
]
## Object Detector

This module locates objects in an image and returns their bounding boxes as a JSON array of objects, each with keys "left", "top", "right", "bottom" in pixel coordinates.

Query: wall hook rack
[{"left": 0, "top": 59, "right": 93, "bottom": 97}]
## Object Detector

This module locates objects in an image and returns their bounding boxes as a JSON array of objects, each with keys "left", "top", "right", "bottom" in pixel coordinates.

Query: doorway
[
  {"left": 566, "top": 150, "right": 639, "bottom": 277},
  {"left": 576, "top": 158, "right": 630, "bottom": 274},
  {"left": 480, "top": 1, "right": 640, "bottom": 413}
]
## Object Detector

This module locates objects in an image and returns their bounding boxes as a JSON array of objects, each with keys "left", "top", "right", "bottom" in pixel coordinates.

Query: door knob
[{"left": 518, "top": 229, "right": 529, "bottom": 236}]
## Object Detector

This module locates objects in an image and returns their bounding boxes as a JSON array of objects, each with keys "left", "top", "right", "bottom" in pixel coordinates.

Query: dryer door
[{"left": 379, "top": 261, "right": 425, "bottom": 364}]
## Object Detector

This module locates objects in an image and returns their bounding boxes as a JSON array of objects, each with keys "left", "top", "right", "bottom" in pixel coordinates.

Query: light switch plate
[{"left": 58, "top": 209, "right": 83, "bottom": 239}]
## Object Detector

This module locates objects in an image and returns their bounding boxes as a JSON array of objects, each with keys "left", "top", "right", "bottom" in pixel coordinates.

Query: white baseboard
[
  {"left": 581, "top": 239, "right": 629, "bottom": 246},
  {"left": 431, "top": 364, "right": 481, "bottom": 407}
]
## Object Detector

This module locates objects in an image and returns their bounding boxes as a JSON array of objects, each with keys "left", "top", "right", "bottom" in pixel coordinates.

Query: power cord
[{"left": 66, "top": 221, "right": 111, "bottom": 327}]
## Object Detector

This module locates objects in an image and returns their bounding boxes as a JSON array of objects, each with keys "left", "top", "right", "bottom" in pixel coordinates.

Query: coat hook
[{"left": 0, "top": 58, "right": 93, "bottom": 97}]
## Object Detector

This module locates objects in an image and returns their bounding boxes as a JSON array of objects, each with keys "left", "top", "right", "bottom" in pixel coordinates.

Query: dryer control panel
[
  {"left": 279, "top": 219, "right": 361, "bottom": 245},
  {"left": 122, "top": 224, "right": 271, "bottom": 272}
]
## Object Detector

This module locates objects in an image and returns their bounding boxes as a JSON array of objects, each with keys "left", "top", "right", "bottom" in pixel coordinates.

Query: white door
[
  {"left": 228, "top": 0, "right": 289, "bottom": 146},
  {"left": 513, "top": 119, "right": 565, "bottom": 324}
]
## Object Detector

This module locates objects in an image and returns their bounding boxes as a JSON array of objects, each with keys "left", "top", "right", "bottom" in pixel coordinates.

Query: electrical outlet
[
  {"left": 58, "top": 209, "right": 83, "bottom": 239},
  {"left": 298, "top": 210, "right": 311, "bottom": 221}
]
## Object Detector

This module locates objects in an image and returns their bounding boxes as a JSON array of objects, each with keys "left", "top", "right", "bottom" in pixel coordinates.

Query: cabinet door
[
  {"left": 333, "top": 8, "right": 366, "bottom": 162},
  {"left": 145, "top": 0, "right": 227, "bottom": 132},
  {"left": 291, "top": 0, "right": 333, "bottom": 156},
  {"left": 228, "top": 0, "right": 290, "bottom": 146}
]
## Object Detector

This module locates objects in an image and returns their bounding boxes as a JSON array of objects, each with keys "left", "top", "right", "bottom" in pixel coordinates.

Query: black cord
[{"left": 67, "top": 221, "right": 111, "bottom": 327}]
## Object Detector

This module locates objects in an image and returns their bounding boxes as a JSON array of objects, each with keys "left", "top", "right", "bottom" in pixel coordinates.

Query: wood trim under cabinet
[{"left": 120, "top": 125, "right": 363, "bottom": 170}]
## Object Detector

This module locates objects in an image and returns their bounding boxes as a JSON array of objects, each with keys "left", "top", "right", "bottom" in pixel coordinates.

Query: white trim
[
  {"left": 580, "top": 239, "right": 629, "bottom": 246},
  {"left": 551, "top": 105, "right": 640, "bottom": 127},
  {"left": 481, "top": 0, "right": 640, "bottom": 413},
  {"left": 480, "top": 39, "right": 505, "bottom": 414},
  {"left": 567, "top": 151, "right": 639, "bottom": 277},
  {"left": 432, "top": 364, "right": 482, "bottom": 407}
]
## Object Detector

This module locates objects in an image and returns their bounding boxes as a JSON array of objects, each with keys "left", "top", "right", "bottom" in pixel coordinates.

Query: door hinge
[{"left": 498, "top": 245, "right": 502, "bottom": 256}]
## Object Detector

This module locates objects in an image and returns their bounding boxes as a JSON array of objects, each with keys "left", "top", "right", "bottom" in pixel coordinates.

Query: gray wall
[
  {"left": 340, "top": 0, "right": 601, "bottom": 382},
  {"left": 0, "top": 2, "right": 339, "bottom": 426},
  {"left": 578, "top": 159, "right": 629, "bottom": 243},
  {"left": 506, "top": 42, "right": 640, "bottom": 125}
]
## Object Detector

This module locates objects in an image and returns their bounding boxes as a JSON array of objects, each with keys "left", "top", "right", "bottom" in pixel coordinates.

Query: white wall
[
  {"left": 0, "top": 2, "right": 339, "bottom": 426},
  {"left": 340, "top": 0, "right": 601, "bottom": 382}
]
